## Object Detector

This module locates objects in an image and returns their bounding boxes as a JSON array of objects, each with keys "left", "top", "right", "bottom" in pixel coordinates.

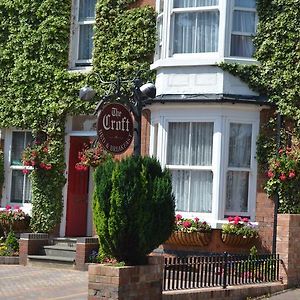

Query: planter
[
  {"left": 221, "top": 233, "right": 254, "bottom": 247},
  {"left": 0, "top": 218, "right": 30, "bottom": 235},
  {"left": 165, "top": 231, "right": 211, "bottom": 247}
]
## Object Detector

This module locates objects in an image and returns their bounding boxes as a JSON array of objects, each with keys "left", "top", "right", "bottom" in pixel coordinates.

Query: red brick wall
[{"left": 130, "top": 0, "right": 155, "bottom": 8}]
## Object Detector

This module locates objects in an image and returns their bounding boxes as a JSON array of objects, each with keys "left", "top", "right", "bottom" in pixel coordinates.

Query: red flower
[
  {"left": 286, "top": 147, "right": 292, "bottom": 152},
  {"left": 5, "top": 205, "right": 11, "bottom": 210},
  {"left": 279, "top": 173, "right": 286, "bottom": 181},
  {"left": 23, "top": 161, "right": 31, "bottom": 166},
  {"left": 267, "top": 170, "right": 274, "bottom": 178},
  {"left": 40, "top": 162, "right": 46, "bottom": 169},
  {"left": 175, "top": 214, "right": 182, "bottom": 221},
  {"left": 289, "top": 171, "right": 296, "bottom": 179},
  {"left": 227, "top": 216, "right": 234, "bottom": 222},
  {"left": 233, "top": 216, "right": 241, "bottom": 225},
  {"left": 242, "top": 218, "right": 249, "bottom": 223},
  {"left": 22, "top": 169, "right": 29, "bottom": 174},
  {"left": 45, "top": 164, "right": 52, "bottom": 170},
  {"left": 13, "top": 205, "right": 20, "bottom": 210},
  {"left": 43, "top": 147, "right": 48, "bottom": 153},
  {"left": 275, "top": 161, "right": 280, "bottom": 167},
  {"left": 183, "top": 221, "right": 192, "bottom": 228},
  {"left": 194, "top": 217, "right": 199, "bottom": 223},
  {"left": 278, "top": 149, "right": 284, "bottom": 154}
]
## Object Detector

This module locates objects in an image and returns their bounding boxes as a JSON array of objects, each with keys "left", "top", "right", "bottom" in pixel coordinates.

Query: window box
[
  {"left": 221, "top": 233, "right": 255, "bottom": 247},
  {"left": 165, "top": 231, "right": 212, "bottom": 247}
]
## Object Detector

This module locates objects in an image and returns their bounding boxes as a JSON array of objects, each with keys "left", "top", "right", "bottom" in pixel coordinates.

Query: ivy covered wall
[{"left": 0, "top": 0, "right": 156, "bottom": 232}]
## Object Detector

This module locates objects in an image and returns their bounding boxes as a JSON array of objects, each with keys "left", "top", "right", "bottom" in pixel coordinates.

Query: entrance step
[{"left": 27, "top": 237, "right": 77, "bottom": 269}]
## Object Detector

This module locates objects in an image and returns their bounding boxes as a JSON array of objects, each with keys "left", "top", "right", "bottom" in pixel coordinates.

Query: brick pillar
[
  {"left": 277, "top": 214, "right": 300, "bottom": 286},
  {"left": 88, "top": 255, "right": 164, "bottom": 300},
  {"left": 75, "top": 237, "right": 99, "bottom": 271},
  {"left": 19, "top": 233, "right": 49, "bottom": 266}
]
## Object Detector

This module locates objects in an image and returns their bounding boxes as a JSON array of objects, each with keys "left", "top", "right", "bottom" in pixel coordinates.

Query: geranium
[
  {"left": 75, "top": 141, "right": 108, "bottom": 171},
  {"left": 264, "top": 145, "right": 300, "bottom": 213},
  {"left": 222, "top": 216, "right": 258, "bottom": 238},
  {"left": 174, "top": 215, "right": 211, "bottom": 233}
]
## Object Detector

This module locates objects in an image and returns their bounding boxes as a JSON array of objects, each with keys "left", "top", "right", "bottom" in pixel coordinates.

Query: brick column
[
  {"left": 75, "top": 237, "right": 99, "bottom": 271},
  {"left": 19, "top": 233, "right": 49, "bottom": 266},
  {"left": 88, "top": 255, "right": 164, "bottom": 300},
  {"left": 277, "top": 214, "right": 300, "bottom": 286}
]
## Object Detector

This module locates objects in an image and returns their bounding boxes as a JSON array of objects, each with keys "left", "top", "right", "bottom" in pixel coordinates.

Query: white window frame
[
  {"left": 3, "top": 129, "right": 33, "bottom": 207},
  {"left": 228, "top": 1, "right": 258, "bottom": 58},
  {"left": 69, "top": 0, "right": 96, "bottom": 68},
  {"left": 150, "top": 105, "right": 259, "bottom": 225}
]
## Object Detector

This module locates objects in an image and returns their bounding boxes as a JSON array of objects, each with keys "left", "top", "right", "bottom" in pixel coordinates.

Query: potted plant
[
  {"left": 221, "top": 216, "right": 258, "bottom": 247},
  {"left": 165, "top": 214, "right": 212, "bottom": 247}
]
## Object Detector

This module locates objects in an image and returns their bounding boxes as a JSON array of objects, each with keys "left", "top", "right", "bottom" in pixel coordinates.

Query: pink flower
[
  {"left": 289, "top": 171, "right": 296, "bottom": 179},
  {"left": 40, "top": 162, "right": 46, "bottom": 169},
  {"left": 278, "top": 149, "right": 284, "bottom": 154},
  {"left": 22, "top": 169, "right": 29, "bottom": 174},
  {"left": 267, "top": 170, "right": 274, "bottom": 178},
  {"left": 227, "top": 216, "right": 234, "bottom": 222},
  {"left": 286, "top": 147, "right": 292, "bottom": 152},
  {"left": 275, "top": 161, "right": 280, "bottom": 167},
  {"left": 194, "top": 217, "right": 199, "bottom": 223},
  {"left": 175, "top": 214, "right": 182, "bottom": 221},
  {"left": 13, "top": 205, "right": 20, "bottom": 210},
  {"left": 279, "top": 173, "right": 287, "bottom": 181},
  {"left": 242, "top": 218, "right": 249, "bottom": 223},
  {"left": 43, "top": 147, "right": 48, "bottom": 153},
  {"left": 182, "top": 221, "right": 192, "bottom": 228},
  {"left": 5, "top": 205, "right": 11, "bottom": 210},
  {"left": 233, "top": 216, "right": 241, "bottom": 225}
]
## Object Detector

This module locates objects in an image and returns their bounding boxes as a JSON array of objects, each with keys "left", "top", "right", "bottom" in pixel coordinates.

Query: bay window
[
  {"left": 230, "top": 0, "right": 257, "bottom": 57},
  {"left": 171, "top": 0, "right": 219, "bottom": 54}
]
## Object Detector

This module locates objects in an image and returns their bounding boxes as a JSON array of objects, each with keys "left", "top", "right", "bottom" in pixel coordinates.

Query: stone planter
[
  {"left": 88, "top": 256, "right": 163, "bottom": 300},
  {"left": 221, "top": 233, "right": 254, "bottom": 247},
  {"left": 165, "top": 231, "right": 212, "bottom": 247}
]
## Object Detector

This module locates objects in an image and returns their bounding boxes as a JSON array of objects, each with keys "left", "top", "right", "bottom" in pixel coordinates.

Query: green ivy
[
  {"left": 220, "top": 0, "right": 300, "bottom": 213},
  {"left": 0, "top": 0, "right": 156, "bottom": 232}
]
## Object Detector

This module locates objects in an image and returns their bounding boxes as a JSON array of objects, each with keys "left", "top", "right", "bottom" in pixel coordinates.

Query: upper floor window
[
  {"left": 71, "top": 0, "right": 96, "bottom": 67},
  {"left": 172, "top": 0, "right": 219, "bottom": 54},
  {"left": 230, "top": 0, "right": 257, "bottom": 57}
]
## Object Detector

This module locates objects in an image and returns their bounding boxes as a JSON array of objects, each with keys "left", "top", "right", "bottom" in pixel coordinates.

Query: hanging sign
[{"left": 97, "top": 103, "right": 134, "bottom": 154}]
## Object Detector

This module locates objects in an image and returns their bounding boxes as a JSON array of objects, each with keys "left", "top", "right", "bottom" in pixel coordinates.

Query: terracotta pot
[
  {"left": 221, "top": 233, "right": 254, "bottom": 247},
  {"left": 165, "top": 231, "right": 211, "bottom": 247}
]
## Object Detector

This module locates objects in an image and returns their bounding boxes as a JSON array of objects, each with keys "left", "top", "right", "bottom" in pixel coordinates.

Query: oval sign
[{"left": 97, "top": 103, "right": 134, "bottom": 154}]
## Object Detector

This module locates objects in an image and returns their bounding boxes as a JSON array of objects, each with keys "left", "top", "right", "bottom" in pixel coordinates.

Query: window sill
[{"left": 68, "top": 66, "right": 92, "bottom": 73}]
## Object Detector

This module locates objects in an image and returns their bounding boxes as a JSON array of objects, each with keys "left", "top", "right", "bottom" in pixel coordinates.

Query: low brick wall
[
  {"left": 88, "top": 256, "right": 163, "bottom": 300},
  {"left": 163, "top": 283, "right": 286, "bottom": 300},
  {"left": 0, "top": 256, "right": 19, "bottom": 265}
]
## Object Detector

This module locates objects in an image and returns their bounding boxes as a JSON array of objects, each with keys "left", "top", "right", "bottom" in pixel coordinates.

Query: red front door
[{"left": 65, "top": 136, "right": 90, "bottom": 237}]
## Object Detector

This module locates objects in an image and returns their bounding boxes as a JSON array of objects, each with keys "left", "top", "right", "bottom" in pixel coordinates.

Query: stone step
[
  {"left": 50, "top": 238, "right": 77, "bottom": 248},
  {"left": 27, "top": 255, "right": 75, "bottom": 270},
  {"left": 41, "top": 245, "right": 76, "bottom": 259}
]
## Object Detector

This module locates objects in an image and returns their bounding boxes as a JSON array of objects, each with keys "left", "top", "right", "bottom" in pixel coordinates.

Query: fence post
[{"left": 222, "top": 252, "right": 228, "bottom": 289}]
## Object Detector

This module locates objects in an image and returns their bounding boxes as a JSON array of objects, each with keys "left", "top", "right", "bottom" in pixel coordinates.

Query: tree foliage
[{"left": 93, "top": 156, "right": 175, "bottom": 265}]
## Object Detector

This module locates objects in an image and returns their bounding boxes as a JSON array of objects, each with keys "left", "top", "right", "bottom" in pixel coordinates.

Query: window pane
[
  {"left": 171, "top": 170, "right": 190, "bottom": 212},
  {"left": 167, "top": 123, "right": 190, "bottom": 165},
  {"left": 226, "top": 171, "right": 249, "bottom": 212},
  {"left": 235, "top": 0, "right": 256, "bottom": 8},
  {"left": 228, "top": 123, "right": 252, "bottom": 168},
  {"left": 11, "top": 170, "right": 31, "bottom": 203},
  {"left": 173, "top": 11, "right": 219, "bottom": 53},
  {"left": 191, "top": 122, "right": 213, "bottom": 165},
  {"left": 190, "top": 171, "right": 212, "bottom": 212},
  {"left": 230, "top": 35, "right": 254, "bottom": 57},
  {"left": 79, "top": 0, "right": 96, "bottom": 21},
  {"left": 174, "top": 0, "right": 218, "bottom": 8},
  {"left": 11, "top": 132, "right": 32, "bottom": 165},
  {"left": 159, "top": 0, "right": 164, "bottom": 12},
  {"left": 78, "top": 24, "right": 93, "bottom": 60},
  {"left": 233, "top": 11, "right": 256, "bottom": 33}
]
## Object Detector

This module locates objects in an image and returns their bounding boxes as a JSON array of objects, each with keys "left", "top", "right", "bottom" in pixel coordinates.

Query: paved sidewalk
[
  {"left": 254, "top": 288, "right": 300, "bottom": 300},
  {"left": 0, "top": 265, "right": 88, "bottom": 300}
]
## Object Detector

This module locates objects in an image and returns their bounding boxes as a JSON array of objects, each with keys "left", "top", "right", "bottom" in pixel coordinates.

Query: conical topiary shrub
[{"left": 93, "top": 156, "right": 175, "bottom": 265}]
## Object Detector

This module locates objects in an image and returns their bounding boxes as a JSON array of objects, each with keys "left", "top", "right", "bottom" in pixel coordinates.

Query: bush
[
  {"left": 93, "top": 156, "right": 175, "bottom": 265},
  {"left": 5, "top": 231, "right": 19, "bottom": 253}
]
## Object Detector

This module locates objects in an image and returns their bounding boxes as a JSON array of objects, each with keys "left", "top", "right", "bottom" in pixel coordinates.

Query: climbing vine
[
  {"left": 220, "top": 0, "right": 300, "bottom": 212},
  {"left": 0, "top": 0, "right": 156, "bottom": 232}
]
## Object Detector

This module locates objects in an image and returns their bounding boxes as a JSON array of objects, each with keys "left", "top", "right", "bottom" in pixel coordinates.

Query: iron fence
[{"left": 163, "top": 253, "right": 281, "bottom": 291}]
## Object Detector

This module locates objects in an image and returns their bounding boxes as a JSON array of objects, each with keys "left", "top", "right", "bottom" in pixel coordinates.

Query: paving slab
[{"left": 0, "top": 265, "right": 88, "bottom": 300}]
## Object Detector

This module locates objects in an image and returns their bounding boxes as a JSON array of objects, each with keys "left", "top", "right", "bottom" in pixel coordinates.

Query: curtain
[
  {"left": 79, "top": 0, "right": 96, "bottom": 21},
  {"left": 174, "top": 0, "right": 218, "bottom": 8},
  {"left": 167, "top": 122, "right": 213, "bottom": 213},
  {"left": 235, "top": 0, "right": 256, "bottom": 8},
  {"left": 173, "top": 11, "right": 219, "bottom": 53}
]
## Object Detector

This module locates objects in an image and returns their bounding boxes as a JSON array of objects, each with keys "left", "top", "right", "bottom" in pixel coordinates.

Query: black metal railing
[{"left": 163, "top": 253, "right": 281, "bottom": 291}]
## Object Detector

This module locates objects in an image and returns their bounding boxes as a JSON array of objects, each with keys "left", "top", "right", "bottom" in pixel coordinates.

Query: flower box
[
  {"left": 221, "top": 233, "right": 255, "bottom": 247},
  {"left": 165, "top": 231, "right": 211, "bottom": 247}
]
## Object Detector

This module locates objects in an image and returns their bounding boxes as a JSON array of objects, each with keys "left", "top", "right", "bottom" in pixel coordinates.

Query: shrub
[
  {"left": 5, "top": 231, "right": 19, "bottom": 253},
  {"left": 174, "top": 214, "right": 211, "bottom": 233},
  {"left": 93, "top": 156, "right": 175, "bottom": 265},
  {"left": 222, "top": 216, "right": 258, "bottom": 238}
]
